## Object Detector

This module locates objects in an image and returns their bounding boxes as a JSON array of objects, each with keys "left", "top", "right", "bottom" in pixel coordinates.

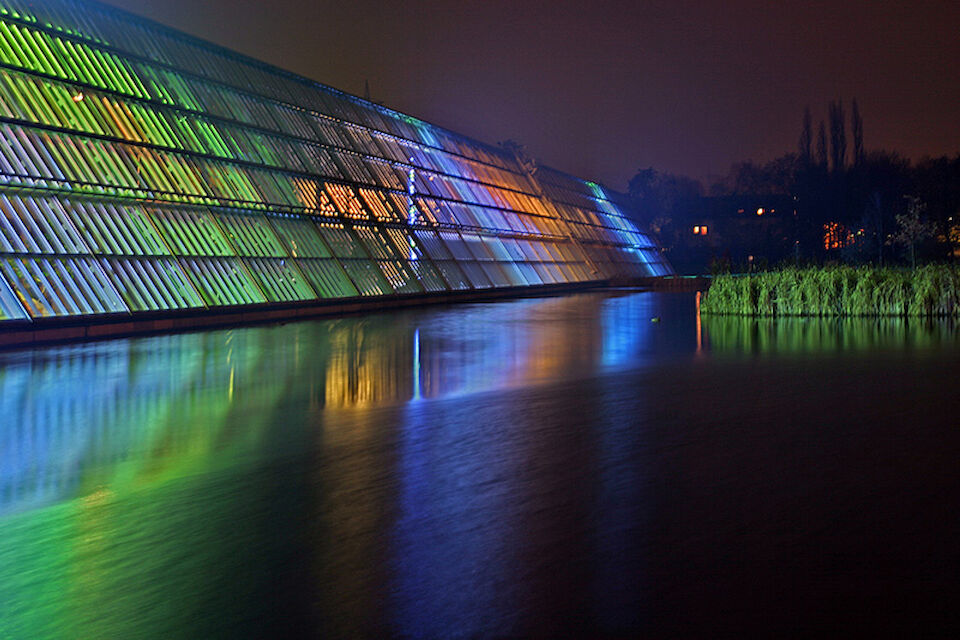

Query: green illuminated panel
[
  {"left": 0, "top": 268, "right": 27, "bottom": 319},
  {"left": 0, "top": 0, "right": 671, "bottom": 328},
  {"left": 339, "top": 259, "right": 393, "bottom": 296},
  {"left": 1, "top": 255, "right": 127, "bottom": 317},
  {"left": 216, "top": 211, "right": 287, "bottom": 257},
  {"left": 65, "top": 200, "right": 171, "bottom": 256},
  {"left": 317, "top": 225, "right": 367, "bottom": 259},
  {"left": 294, "top": 258, "right": 358, "bottom": 298},
  {"left": 148, "top": 208, "right": 234, "bottom": 257},
  {"left": 243, "top": 257, "right": 315, "bottom": 302},
  {"left": 178, "top": 257, "right": 266, "bottom": 307},
  {"left": 100, "top": 256, "right": 204, "bottom": 311},
  {"left": 377, "top": 260, "right": 423, "bottom": 294}
]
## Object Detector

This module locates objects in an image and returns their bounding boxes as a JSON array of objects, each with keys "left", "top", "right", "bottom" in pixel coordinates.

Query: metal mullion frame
[
  {"left": 49, "top": 37, "right": 83, "bottom": 83},
  {"left": 130, "top": 147, "right": 173, "bottom": 193},
  {"left": 32, "top": 26, "right": 70, "bottom": 80},
  {"left": 27, "top": 258, "right": 77, "bottom": 315},
  {"left": 0, "top": 75, "right": 23, "bottom": 119},
  {"left": 8, "top": 16, "right": 539, "bottom": 192},
  {"left": 186, "top": 257, "right": 229, "bottom": 305},
  {"left": 4, "top": 126, "right": 48, "bottom": 180},
  {"left": 1, "top": 257, "right": 59, "bottom": 316},
  {"left": 149, "top": 210, "right": 197, "bottom": 255},
  {"left": 0, "top": 262, "right": 30, "bottom": 320},
  {"left": 51, "top": 258, "right": 106, "bottom": 314},
  {"left": 70, "top": 200, "right": 118, "bottom": 254},
  {"left": 0, "top": 124, "right": 32, "bottom": 177},
  {"left": 11, "top": 74, "right": 56, "bottom": 126},
  {"left": 98, "top": 95, "right": 139, "bottom": 142},
  {"left": 204, "top": 215, "right": 269, "bottom": 303},
  {"left": 148, "top": 258, "right": 202, "bottom": 308},
  {"left": 266, "top": 215, "right": 329, "bottom": 258},
  {"left": 0, "top": 195, "right": 30, "bottom": 252},
  {"left": 125, "top": 258, "right": 176, "bottom": 309},
  {"left": 20, "top": 196, "right": 67, "bottom": 253},
  {"left": 173, "top": 210, "right": 219, "bottom": 256},
  {"left": 20, "top": 29, "right": 57, "bottom": 77},
  {"left": 39, "top": 196, "right": 92, "bottom": 254},
  {"left": 137, "top": 207, "right": 208, "bottom": 306},
  {"left": 90, "top": 202, "right": 137, "bottom": 254},
  {"left": 62, "top": 38, "right": 104, "bottom": 88},
  {"left": 133, "top": 101, "right": 177, "bottom": 148},
  {"left": 3, "top": 23, "right": 45, "bottom": 75},
  {"left": 0, "top": 23, "right": 22, "bottom": 71},
  {"left": 88, "top": 47, "right": 127, "bottom": 94},
  {"left": 102, "top": 258, "right": 150, "bottom": 310}
]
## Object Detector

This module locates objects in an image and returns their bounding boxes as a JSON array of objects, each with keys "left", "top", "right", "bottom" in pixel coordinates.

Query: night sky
[{"left": 100, "top": 0, "right": 959, "bottom": 191}]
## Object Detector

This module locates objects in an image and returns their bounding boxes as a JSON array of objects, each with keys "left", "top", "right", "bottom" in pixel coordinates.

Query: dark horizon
[{"left": 98, "top": 0, "right": 960, "bottom": 190}]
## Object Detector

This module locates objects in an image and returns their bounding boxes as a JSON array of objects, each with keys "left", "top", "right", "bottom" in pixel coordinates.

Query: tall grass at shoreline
[{"left": 700, "top": 266, "right": 960, "bottom": 317}]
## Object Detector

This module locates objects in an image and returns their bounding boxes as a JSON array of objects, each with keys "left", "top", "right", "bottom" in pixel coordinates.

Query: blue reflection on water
[{"left": 3, "top": 291, "right": 960, "bottom": 637}]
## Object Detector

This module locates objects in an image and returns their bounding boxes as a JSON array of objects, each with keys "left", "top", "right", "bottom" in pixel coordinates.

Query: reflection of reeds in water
[
  {"left": 701, "top": 266, "right": 960, "bottom": 317},
  {"left": 703, "top": 314, "right": 960, "bottom": 354}
]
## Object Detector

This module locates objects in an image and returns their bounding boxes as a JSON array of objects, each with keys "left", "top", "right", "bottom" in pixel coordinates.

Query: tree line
[{"left": 629, "top": 99, "right": 960, "bottom": 266}]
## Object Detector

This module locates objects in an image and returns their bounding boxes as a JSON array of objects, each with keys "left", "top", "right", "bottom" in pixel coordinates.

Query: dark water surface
[{"left": 1, "top": 291, "right": 959, "bottom": 638}]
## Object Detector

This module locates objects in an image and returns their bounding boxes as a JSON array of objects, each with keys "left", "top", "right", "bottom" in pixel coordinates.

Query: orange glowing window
[
  {"left": 693, "top": 226, "right": 700, "bottom": 234},
  {"left": 756, "top": 208, "right": 764, "bottom": 216},
  {"left": 700, "top": 225, "right": 708, "bottom": 235}
]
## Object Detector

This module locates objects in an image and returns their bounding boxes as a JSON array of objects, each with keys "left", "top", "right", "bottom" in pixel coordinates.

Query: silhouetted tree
[
  {"left": 628, "top": 167, "right": 702, "bottom": 233},
  {"left": 851, "top": 99, "right": 864, "bottom": 166},
  {"left": 891, "top": 196, "right": 936, "bottom": 267},
  {"left": 799, "top": 106, "right": 813, "bottom": 166},
  {"left": 828, "top": 100, "right": 846, "bottom": 172},
  {"left": 816, "top": 121, "right": 828, "bottom": 168}
]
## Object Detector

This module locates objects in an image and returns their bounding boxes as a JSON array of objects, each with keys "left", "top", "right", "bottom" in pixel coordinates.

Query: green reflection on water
[
  {"left": 703, "top": 314, "right": 960, "bottom": 354},
  {"left": 0, "top": 293, "right": 660, "bottom": 639}
]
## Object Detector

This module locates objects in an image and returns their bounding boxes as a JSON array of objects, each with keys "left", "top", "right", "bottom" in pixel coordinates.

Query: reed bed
[{"left": 700, "top": 266, "right": 960, "bottom": 317}]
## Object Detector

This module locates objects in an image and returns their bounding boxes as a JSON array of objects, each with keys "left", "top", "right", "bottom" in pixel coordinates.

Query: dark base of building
[{"left": 0, "top": 279, "right": 670, "bottom": 349}]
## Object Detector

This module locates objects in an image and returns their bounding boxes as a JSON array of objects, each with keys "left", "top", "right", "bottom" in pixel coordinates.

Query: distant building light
[
  {"left": 701, "top": 225, "right": 708, "bottom": 235},
  {"left": 693, "top": 226, "right": 700, "bottom": 234},
  {"left": 756, "top": 208, "right": 764, "bottom": 216},
  {"left": 737, "top": 208, "right": 745, "bottom": 213},
  {"left": 692, "top": 225, "right": 708, "bottom": 236}
]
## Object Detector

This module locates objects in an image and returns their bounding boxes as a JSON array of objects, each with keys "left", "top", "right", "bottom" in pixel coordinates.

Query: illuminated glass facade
[{"left": 0, "top": 0, "right": 671, "bottom": 328}]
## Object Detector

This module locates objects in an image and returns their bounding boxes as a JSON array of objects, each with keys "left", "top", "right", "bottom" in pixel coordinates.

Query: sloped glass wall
[{"left": 0, "top": 0, "right": 672, "bottom": 327}]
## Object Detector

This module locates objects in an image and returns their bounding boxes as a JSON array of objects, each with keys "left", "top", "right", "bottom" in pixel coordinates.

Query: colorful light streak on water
[{"left": 2, "top": 291, "right": 960, "bottom": 637}]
